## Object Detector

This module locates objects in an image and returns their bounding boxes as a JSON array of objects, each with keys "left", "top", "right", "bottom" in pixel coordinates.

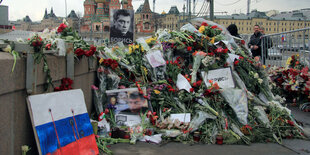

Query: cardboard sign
[
  {"left": 27, "top": 89, "right": 98, "bottom": 155},
  {"left": 202, "top": 68, "right": 235, "bottom": 89},
  {"left": 170, "top": 113, "right": 191, "bottom": 123}
]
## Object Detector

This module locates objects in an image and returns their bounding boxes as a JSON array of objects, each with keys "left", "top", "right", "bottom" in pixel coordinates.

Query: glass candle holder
[{"left": 216, "top": 134, "right": 223, "bottom": 145}]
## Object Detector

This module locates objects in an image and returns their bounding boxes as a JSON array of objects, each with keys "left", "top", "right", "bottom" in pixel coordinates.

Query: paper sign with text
[
  {"left": 202, "top": 68, "right": 235, "bottom": 89},
  {"left": 170, "top": 113, "right": 191, "bottom": 123}
]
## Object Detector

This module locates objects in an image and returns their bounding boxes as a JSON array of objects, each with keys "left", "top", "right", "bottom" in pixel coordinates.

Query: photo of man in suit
[{"left": 110, "top": 9, "right": 134, "bottom": 45}]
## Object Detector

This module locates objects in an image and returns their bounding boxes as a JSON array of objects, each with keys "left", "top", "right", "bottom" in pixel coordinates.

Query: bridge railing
[{"left": 241, "top": 28, "right": 310, "bottom": 67}]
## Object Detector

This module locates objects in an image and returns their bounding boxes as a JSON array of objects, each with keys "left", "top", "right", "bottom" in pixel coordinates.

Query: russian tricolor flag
[{"left": 28, "top": 89, "right": 98, "bottom": 155}]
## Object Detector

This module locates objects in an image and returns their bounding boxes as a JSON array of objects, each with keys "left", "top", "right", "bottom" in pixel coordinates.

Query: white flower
[
  {"left": 254, "top": 73, "right": 259, "bottom": 79},
  {"left": 16, "top": 38, "right": 24, "bottom": 43},
  {"left": 3, "top": 45, "right": 12, "bottom": 53},
  {"left": 202, "top": 56, "right": 215, "bottom": 67},
  {"left": 63, "top": 18, "right": 69, "bottom": 26},
  {"left": 258, "top": 78, "right": 263, "bottom": 84}
]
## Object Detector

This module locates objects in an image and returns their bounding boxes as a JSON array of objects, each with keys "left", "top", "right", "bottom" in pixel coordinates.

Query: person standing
[
  {"left": 248, "top": 25, "right": 263, "bottom": 60},
  {"left": 227, "top": 24, "right": 241, "bottom": 38}
]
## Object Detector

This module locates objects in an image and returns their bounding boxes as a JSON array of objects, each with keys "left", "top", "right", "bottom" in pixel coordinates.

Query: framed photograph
[
  {"left": 110, "top": 9, "right": 134, "bottom": 45},
  {"left": 106, "top": 88, "right": 149, "bottom": 126}
]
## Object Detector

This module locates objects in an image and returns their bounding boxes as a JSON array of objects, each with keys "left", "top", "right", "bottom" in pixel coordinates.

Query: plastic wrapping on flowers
[{"left": 92, "top": 18, "right": 308, "bottom": 152}]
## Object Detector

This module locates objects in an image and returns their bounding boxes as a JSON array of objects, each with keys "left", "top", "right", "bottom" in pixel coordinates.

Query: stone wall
[{"left": 0, "top": 52, "right": 97, "bottom": 155}]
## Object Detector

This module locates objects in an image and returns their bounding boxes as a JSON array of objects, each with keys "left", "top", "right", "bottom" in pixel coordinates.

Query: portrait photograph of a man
[{"left": 110, "top": 9, "right": 134, "bottom": 45}]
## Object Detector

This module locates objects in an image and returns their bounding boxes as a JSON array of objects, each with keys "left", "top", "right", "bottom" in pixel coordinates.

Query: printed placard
[
  {"left": 110, "top": 9, "right": 134, "bottom": 45},
  {"left": 202, "top": 68, "right": 235, "bottom": 89}
]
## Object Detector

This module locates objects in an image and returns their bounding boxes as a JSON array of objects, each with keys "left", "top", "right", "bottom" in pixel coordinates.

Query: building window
[
  {"left": 146, "top": 14, "right": 149, "bottom": 19},
  {"left": 104, "top": 26, "right": 109, "bottom": 32},
  {"left": 143, "top": 15, "right": 145, "bottom": 19},
  {"left": 96, "top": 25, "right": 100, "bottom": 31},
  {"left": 144, "top": 22, "right": 150, "bottom": 30}
]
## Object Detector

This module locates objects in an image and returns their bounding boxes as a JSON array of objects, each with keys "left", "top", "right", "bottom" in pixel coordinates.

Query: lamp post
[{"left": 65, "top": 0, "right": 68, "bottom": 18}]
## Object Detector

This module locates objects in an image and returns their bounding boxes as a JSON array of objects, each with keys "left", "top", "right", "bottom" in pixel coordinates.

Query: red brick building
[{"left": 135, "top": 0, "right": 154, "bottom": 33}]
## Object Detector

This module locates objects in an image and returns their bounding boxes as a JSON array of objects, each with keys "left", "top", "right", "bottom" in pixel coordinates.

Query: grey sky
[{"left": 1, "top": 0, "right": 310, "bottom": 21}]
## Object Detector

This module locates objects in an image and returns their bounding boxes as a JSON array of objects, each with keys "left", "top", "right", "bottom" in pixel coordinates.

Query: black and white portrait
[{"left": 110, "top": 9, "right": 134, "bottom": 45}]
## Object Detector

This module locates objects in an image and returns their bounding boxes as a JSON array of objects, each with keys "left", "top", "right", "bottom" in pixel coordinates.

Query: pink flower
[{"left": 91, "top": 85, "right": 98, "bottom": 90}]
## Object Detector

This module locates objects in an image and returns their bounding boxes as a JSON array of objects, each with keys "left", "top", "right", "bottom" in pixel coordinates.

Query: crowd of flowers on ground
[
  {"left": 268, "top": 54, "right": 310, "bottom": 112},
  {"left": 1, "top": 18, "right": 308, "bottom": 154},
  {"left": 89, "top": 19, "right": 307, "bottom": 153}
]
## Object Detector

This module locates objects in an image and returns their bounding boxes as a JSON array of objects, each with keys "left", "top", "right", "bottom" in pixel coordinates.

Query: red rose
[
  {"left": 223, "top": 48, "right": 228, "bottom": 54},
  {"left": 85, "top": 50, "right": 95, "bottom": 57},
  {"left": 90, "top": 45, "right": 96, "bottom": 52},
  {"left": 201, "top": 22, "right": 208, "bottom": 26},
  {"left": 211, "top": 25, "right": 218, "bottom": 29},
  {"left": 187, "top": 46, "right": 192, "bottom": 51},
  {"left": 31, "top": 41, "right": 37, "bottom": 47},
  {"left": 104, "top": 108, "right": 109, "bottom": 114},
  {"left": 74, "top": 48, "right": 85, "bottom": 57},
  {"left": 54, "top": 87, "right": 61, "bottom": 91},
  {"left": 57, "top": 23, "right": 68, "bottom": 33},
  {"left": 190, "top": 88, "right": 194, "bottom": 92},
  {"left": 208, "top": 52, "right": 215, "bottom": 56},
  {"left": 103, "top": 59, "right": 110, "bottom": 66},
  {"left": 107, "top": 59, "right": 113, "bottom": 65},
  {"left": 234, "top": 60, "right": 239, "bottom": 65},
  {"left": 241, "top": 40, "right": 245, "bottom": 45},
  {"left": 196, "top": 80, "right": 202, "bottom": 86},
  {"left": 287, "top": 120, "right": 295, "bottom": 126},
  {"left": 110, "top": 62, "right": 118, "bottom": 70},
  {"left": 45, "top": 43, "right": 51, "bottom": 50}
]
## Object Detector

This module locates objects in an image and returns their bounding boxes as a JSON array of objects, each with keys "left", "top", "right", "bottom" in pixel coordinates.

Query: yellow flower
[
  {"left": 129, "top": 46, "right": 133, "bottom": 54},
  {"left": 135, "top": 44, "right": 139, "bottom": 49},
  {"left": 210, "top": 37, "right": 215, "bottom": 44},
  {"left": 141, "top": 45, "right": 144, "bottom": 52},
  {"left": 143, "top": 66, "right": 148, "bottom": 75},
  {"left": 154, "top": 90, "right": 160, "bottom": 94},
  {"left": 286, "top": 57, "right": 292, "bottom": 65},
  {"left": 199, "top": 26, "right": 205, "bottom": 33},
  {"left": 99, "top": 58, "right": 104, "bottom": 64},
  {"left": 263, "top": 65, "right": 266, "bottom": 69},
  {"left": 146, "top": 38, "right": 152, "bottom": 44}
]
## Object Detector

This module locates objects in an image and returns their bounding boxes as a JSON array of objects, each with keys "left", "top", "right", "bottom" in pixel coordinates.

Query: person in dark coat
[
  {"left": 227, "top": 24, "right": 241, "bottom": 38},
  {"left": 248, "top": 25, "right": 263, "bottom": 58}
]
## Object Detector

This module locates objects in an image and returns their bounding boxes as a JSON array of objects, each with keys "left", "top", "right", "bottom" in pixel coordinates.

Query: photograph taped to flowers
[
  {"left": 106, "top": 88, "right": 149, "bottom": 115},
  {"left": 202, "top": 67, "right": 235, "bottom": 89},
  {"left": 110, "top": 9, "right": 134, "bottom": 45}
]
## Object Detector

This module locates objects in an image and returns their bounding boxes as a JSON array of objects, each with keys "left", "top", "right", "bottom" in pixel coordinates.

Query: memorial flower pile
[
  {"left": 268, "top": 54, "right": 310, "bottom": 108},
  {"left": 91, "top": 19, "right": 307, "bottom": 154}
]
